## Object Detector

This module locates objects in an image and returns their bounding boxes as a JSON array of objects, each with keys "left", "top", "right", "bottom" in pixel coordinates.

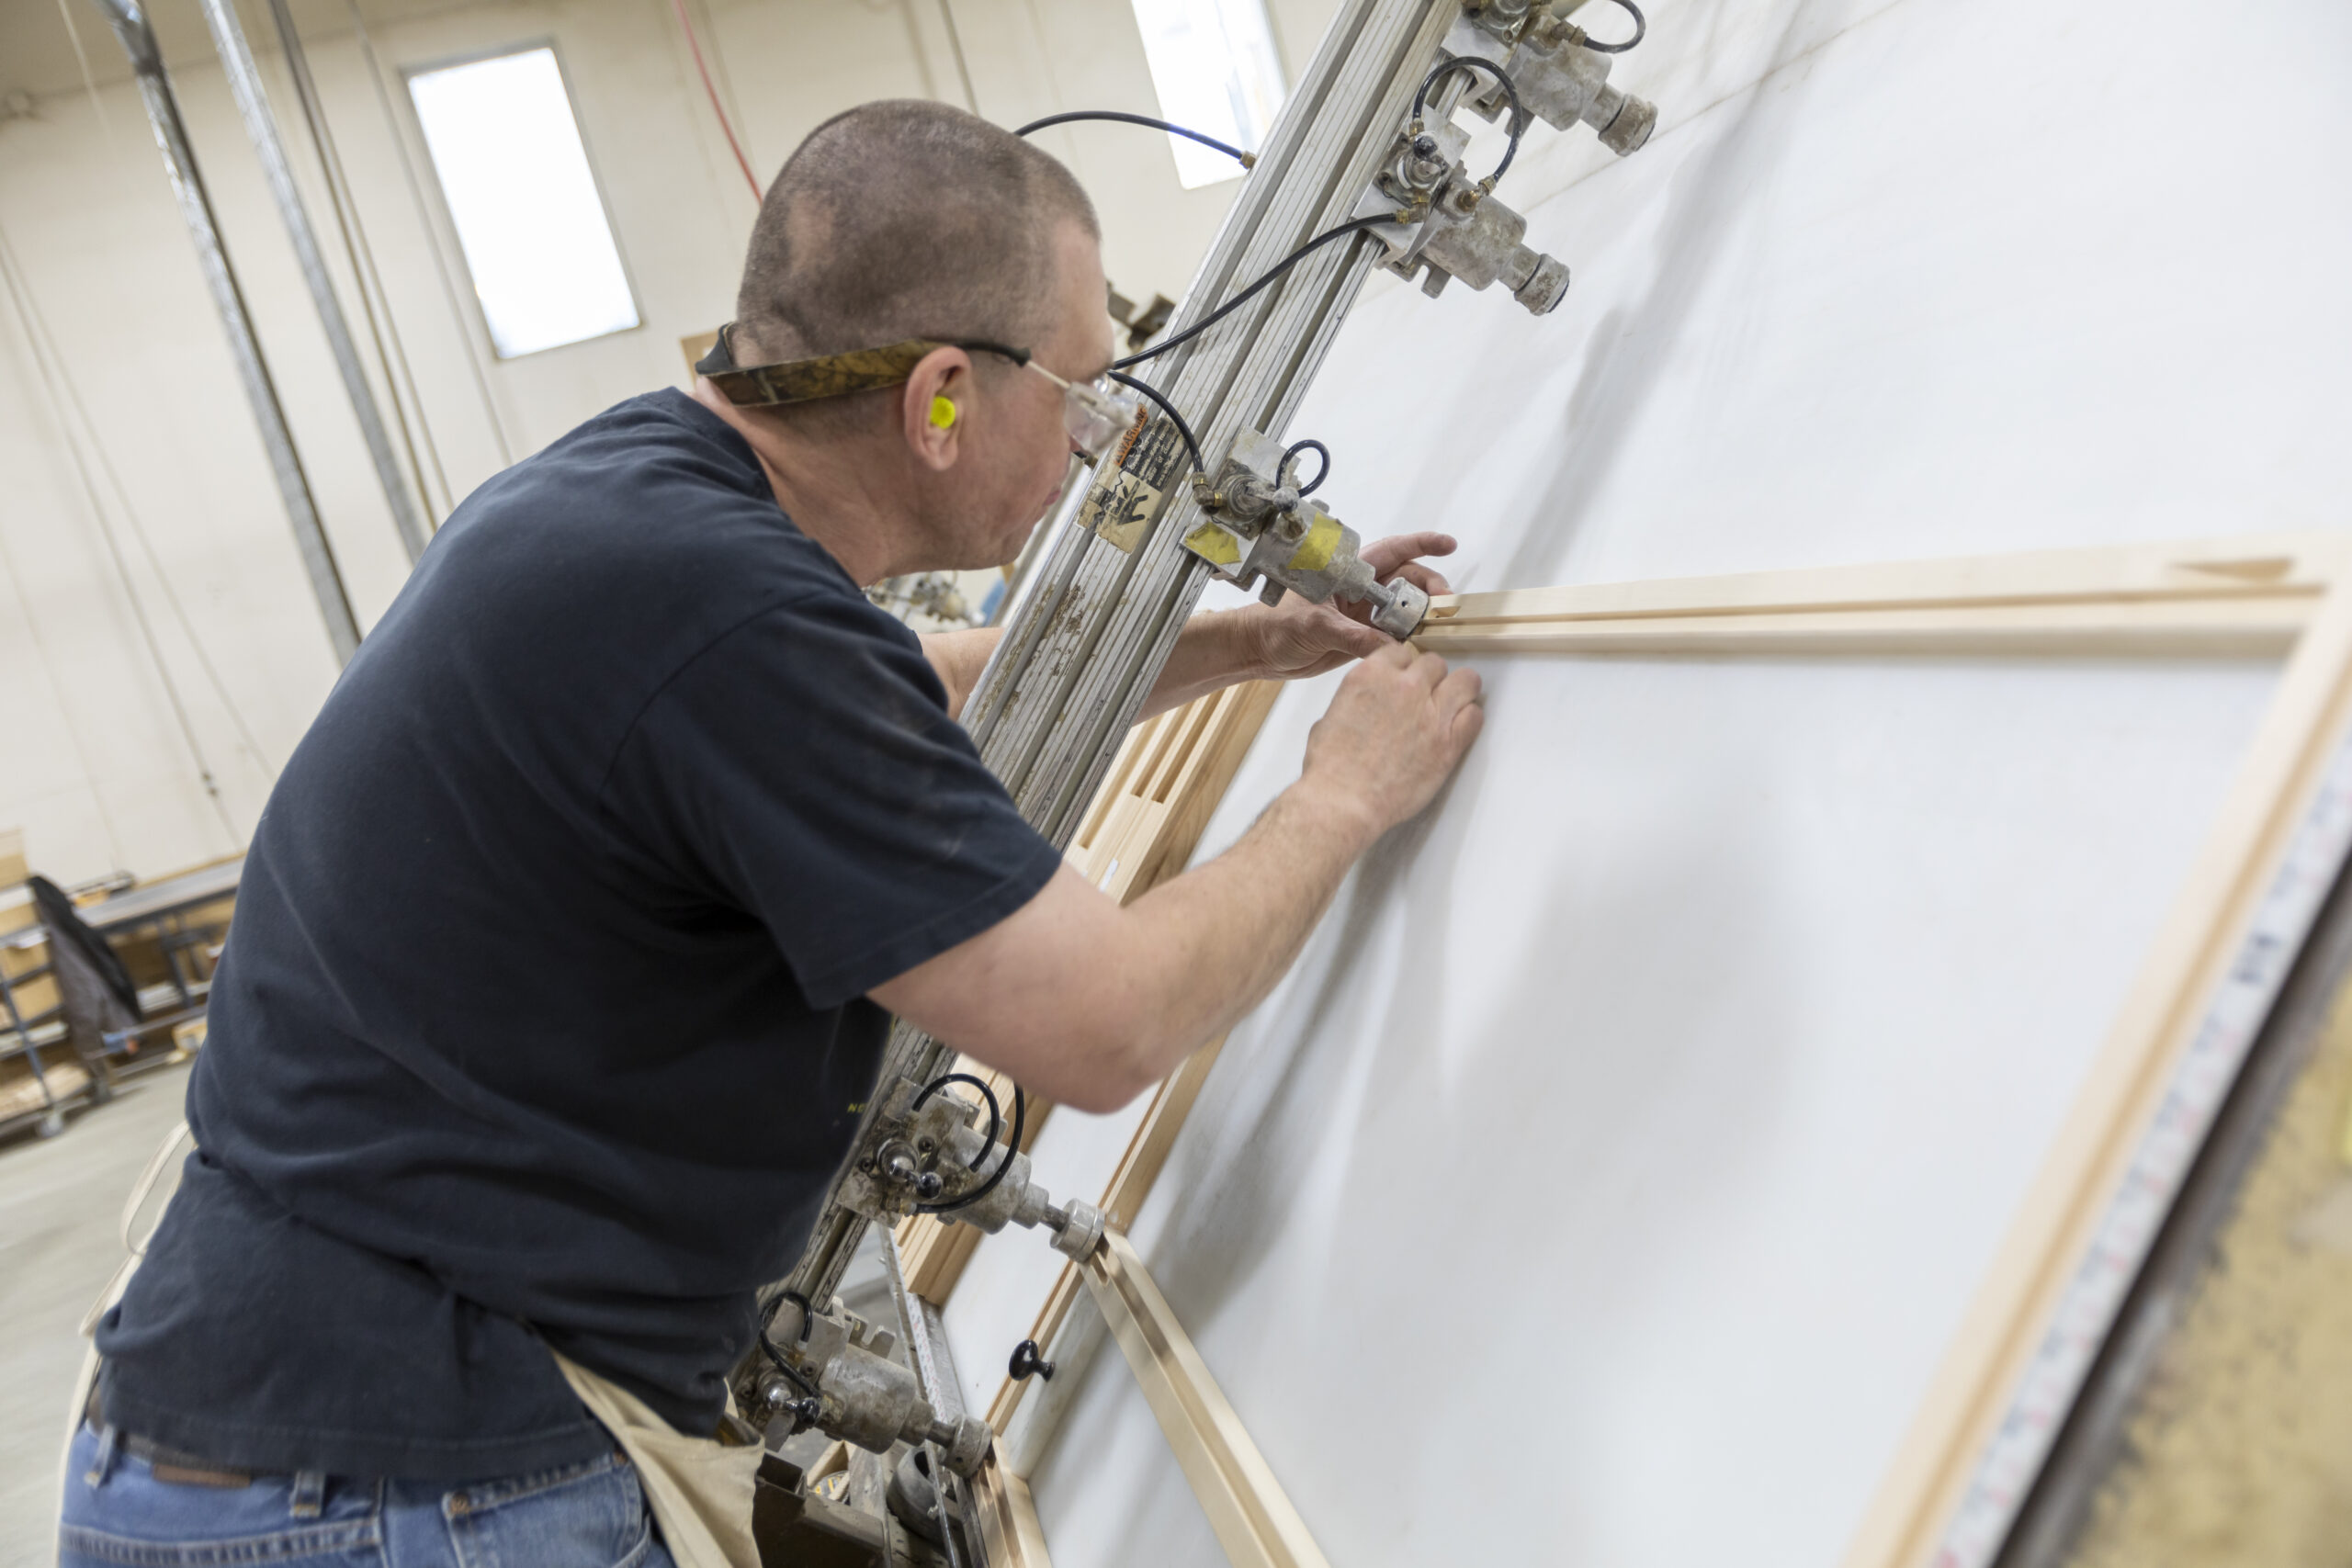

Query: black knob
[
  {"left": 1008, "top": 1338, "right": 1057, "bottom": 1382},
  {"left": 1411, "top": 132, "right": 1440, "bottom": 159},
  {"left": 915, "top": 1172, "right": 944, "bottom": 1201}
]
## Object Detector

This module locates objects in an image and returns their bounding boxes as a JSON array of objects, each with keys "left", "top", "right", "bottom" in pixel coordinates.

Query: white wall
[
  {"left": 935, "top": 0, "right": 2352, "bottom": 1562},
  {"left": 0, "top": 0, "right": 1340, "bottom": 886}
]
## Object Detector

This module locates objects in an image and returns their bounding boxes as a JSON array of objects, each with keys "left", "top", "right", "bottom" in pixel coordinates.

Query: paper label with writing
[{"left": 1081, "top": 415, "right": 1187, "bottom": 554}]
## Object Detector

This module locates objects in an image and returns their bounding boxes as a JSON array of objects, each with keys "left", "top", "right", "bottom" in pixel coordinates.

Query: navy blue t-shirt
[{"left": 96, "top": 389, "right": 1061, "bottom": 1479}]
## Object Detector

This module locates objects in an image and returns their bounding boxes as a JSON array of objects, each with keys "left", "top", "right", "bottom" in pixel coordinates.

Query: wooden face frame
[{"left": 930, "top": 531, "right": 2352, "bottom": 1568}]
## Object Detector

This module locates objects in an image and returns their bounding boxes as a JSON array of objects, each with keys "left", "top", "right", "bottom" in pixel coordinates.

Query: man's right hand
[
  {"left": 874, "top": 640, "right": 1487, "bottom": 1113},
  {"left": 1298, "top": 642, "right": 1486, "bottom": 839}
]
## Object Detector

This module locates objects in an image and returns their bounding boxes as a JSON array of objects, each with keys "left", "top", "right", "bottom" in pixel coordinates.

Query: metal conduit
[
  {"left": 87, "top": 0, "right": 361, "bottom": 664},
  {"left": 197, "top": 0, "right": 430, "bottom": 565}
]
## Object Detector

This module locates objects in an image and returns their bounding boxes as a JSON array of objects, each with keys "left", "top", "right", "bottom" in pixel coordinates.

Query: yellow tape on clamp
[
  {"left": 1286, "top": 514, "right": 1342, "bottom": 574},
  {"left": 1184, "top": 522, "right": 1243, "bottom": 567}
]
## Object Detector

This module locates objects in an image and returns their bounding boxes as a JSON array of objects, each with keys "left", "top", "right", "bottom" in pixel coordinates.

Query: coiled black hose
[
  {"left": 1105, "top": 371, "right": 1205, "bottom": 473},
  {"left": 921, "top": 1085, "right": 1025, "bottom": 1215},
  {"left": 1579, "top": 0, "right": 1646, "bottom": 53},
  {"left": 911, "top": 1071, "right": 1001, "bottom": 1169},
  {"left": 1281, "top": 438, "right": 1330, "bottom": 496},
  {"left": 1410, "top": 55, "right": 1527, "bottom": 186}
]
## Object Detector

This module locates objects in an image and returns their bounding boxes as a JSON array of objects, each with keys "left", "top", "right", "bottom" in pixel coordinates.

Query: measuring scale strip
[{"left": 1933, "top": 721, "right": 2352, "bottom": 1568}]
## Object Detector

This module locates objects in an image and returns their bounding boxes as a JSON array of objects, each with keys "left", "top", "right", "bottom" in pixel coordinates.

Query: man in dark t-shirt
[{"left": 63, "top": 101, "right": 1482, "bottom": 1561}]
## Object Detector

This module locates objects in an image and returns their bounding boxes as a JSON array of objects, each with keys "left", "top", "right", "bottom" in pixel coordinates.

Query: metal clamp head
[
  {"left": 1368, "top": 578, "right": 1431, "bottom": 640},
  {"left": 1048, "top": 1198, "right": 1106, "bottom": 1260}
]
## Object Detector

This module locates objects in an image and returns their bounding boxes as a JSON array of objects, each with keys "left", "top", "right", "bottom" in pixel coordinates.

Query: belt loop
[
  {"left": 84, "top": 1424, "right": 120, "bottom": 1488},
  {"left": 290, "top": 1469, "right": 326, "bottom": 1518}
]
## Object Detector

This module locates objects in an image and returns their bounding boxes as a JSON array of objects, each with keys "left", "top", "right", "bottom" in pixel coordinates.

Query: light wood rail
[{"left": 1414, "top": 534, "right": 2345, "bottom": 659}]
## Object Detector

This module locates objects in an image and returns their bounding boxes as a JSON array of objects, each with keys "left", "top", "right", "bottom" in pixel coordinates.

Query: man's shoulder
[
  {"left": 530, "top": 388, "right": 756, "bottom": 491},
  {"left": 478, "top": 390, "right": 794, "bottom": 550},
  {"left": 425, "top": 390, "right": 865, "bottom": 624}
]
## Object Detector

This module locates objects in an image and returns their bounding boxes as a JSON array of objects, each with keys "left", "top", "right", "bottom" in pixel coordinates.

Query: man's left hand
[{"left": 1240, "top": 532, "right": 1459, "bottom": 680}]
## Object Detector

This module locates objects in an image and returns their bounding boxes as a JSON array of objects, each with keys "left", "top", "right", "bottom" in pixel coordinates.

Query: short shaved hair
[{"left": 733, "top": 100, "right": 1099, "bottom": 367}]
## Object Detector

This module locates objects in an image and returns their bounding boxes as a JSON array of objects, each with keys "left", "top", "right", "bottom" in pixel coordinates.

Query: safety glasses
[{"left": 1019, "top": 360, "right": 1145, "bottom": 462}]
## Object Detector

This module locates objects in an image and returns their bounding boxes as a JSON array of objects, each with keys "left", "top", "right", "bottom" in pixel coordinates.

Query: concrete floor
[{"left": 0, "top": 1061, "right": 191, "bottom": 1568}]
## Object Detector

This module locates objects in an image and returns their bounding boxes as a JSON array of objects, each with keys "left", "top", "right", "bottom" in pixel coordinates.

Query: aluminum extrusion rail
[{"left": 777, "top": 0, "right": 1463, "bottom": 1317}]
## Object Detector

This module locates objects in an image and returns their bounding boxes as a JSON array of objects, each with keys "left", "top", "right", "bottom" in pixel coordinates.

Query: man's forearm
[
  {"left": 868, "top": 773, "right": 1379, "bottom": 1114},
  {"left": 923, "top": 610, "right": 1263, "bottom": 724},
  {"left": 922, "top": 626, "right": 1000, "bottom": 719},
  {"left": 1095, "top": 774, "right": 1379, "bottom": 1089},
  {"left": 1138, "top": 610, "right": 1266, "bottom": 718}
]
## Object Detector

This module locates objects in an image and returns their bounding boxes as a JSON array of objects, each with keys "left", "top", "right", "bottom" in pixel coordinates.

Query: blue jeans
[{"left": 59, "top": 1422, "right": 674, "bottom": 1567}]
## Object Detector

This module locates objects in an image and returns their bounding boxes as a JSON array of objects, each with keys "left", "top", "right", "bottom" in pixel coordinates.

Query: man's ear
[{"left": 903, "top": 347, "right": 971, "bottom": 472}]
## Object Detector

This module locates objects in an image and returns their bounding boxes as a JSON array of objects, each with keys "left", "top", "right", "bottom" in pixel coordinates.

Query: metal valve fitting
[
  {"left": 758, "top": 1297, "right": 993, "bottom": 1476},
  {"left": 1443, "top": 3, "right": 1657, "bottom": 156},
  {"left": 743, "top": 1068, "right": 1104, "bottom": 1483},
  {"left": 834, "top": 1076, "right": 1106, "bottom": 1257},
  {"left": 1182, "top": 431, "right": 1430, "bottom": 640},
  {"left": 1357, "top": 117, "right": 1569, "bottom": 314}
]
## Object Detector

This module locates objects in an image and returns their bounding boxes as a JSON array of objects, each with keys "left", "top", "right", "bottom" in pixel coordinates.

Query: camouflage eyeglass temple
[{"left": 696, "top": 324, "right": 1145, "bottom": 461}]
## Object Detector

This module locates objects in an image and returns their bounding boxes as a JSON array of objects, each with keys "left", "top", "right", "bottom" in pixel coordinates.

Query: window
[
  {"left": 406, "top": 47, "right": 639, "bottom": 358},
  {"left": 1128, "top": 0, "right": 1286, "bottom": 189}
]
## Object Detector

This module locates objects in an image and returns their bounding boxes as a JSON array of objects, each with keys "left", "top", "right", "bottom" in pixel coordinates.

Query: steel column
[
  {"left": 89, "top": 0, "right": 362, "bottom": 663},
  {"left": 198, "top": 0, "right": 430, "bottom": 564}
]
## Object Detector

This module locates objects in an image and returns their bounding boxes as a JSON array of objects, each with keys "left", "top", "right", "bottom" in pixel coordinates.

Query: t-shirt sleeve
[{"left": 603, "top": 592, "right": 1062, "bottom": 1009}]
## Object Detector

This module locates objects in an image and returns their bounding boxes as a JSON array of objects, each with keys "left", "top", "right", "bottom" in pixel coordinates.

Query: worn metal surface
[
  {"left": 1351, "top": 107, "right": 1569, "bottom": 310},
  {"left": 886, "top": 1226, "right": 979, "bottom": 1563},
  {"left": 88, "top": 0, "right": 360, "bottom": 663}
]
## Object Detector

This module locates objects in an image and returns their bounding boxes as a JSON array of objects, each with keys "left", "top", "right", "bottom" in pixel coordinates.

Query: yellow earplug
[{"left": 929, "top": 395, "right": 958, "bottom": 430}]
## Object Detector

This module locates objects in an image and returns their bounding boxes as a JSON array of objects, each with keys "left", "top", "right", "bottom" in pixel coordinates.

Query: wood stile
[
  {"left": 1415, "top": 598, "right": 2312, "bottom": 659},
  {"left": 969, "top": 1450, "right": 1055, "bottom": 1568},
  {"left": 1067, "top": 680, "right": 1286, "bottom": 899},
  {"left": 940, "top": 534, "right": 2352, "bottom": 1568},
  {"left": 1411, "top": 534, "right": 2345, "bottom": 660},
  {"left": 1081, "top": 1229, "right": 1333, "bottom": 1568}
]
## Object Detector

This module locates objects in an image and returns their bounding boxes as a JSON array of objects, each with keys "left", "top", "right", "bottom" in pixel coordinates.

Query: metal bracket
[{"left": 1184, "top": 430, "right": 1429, "bottom": 638}]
